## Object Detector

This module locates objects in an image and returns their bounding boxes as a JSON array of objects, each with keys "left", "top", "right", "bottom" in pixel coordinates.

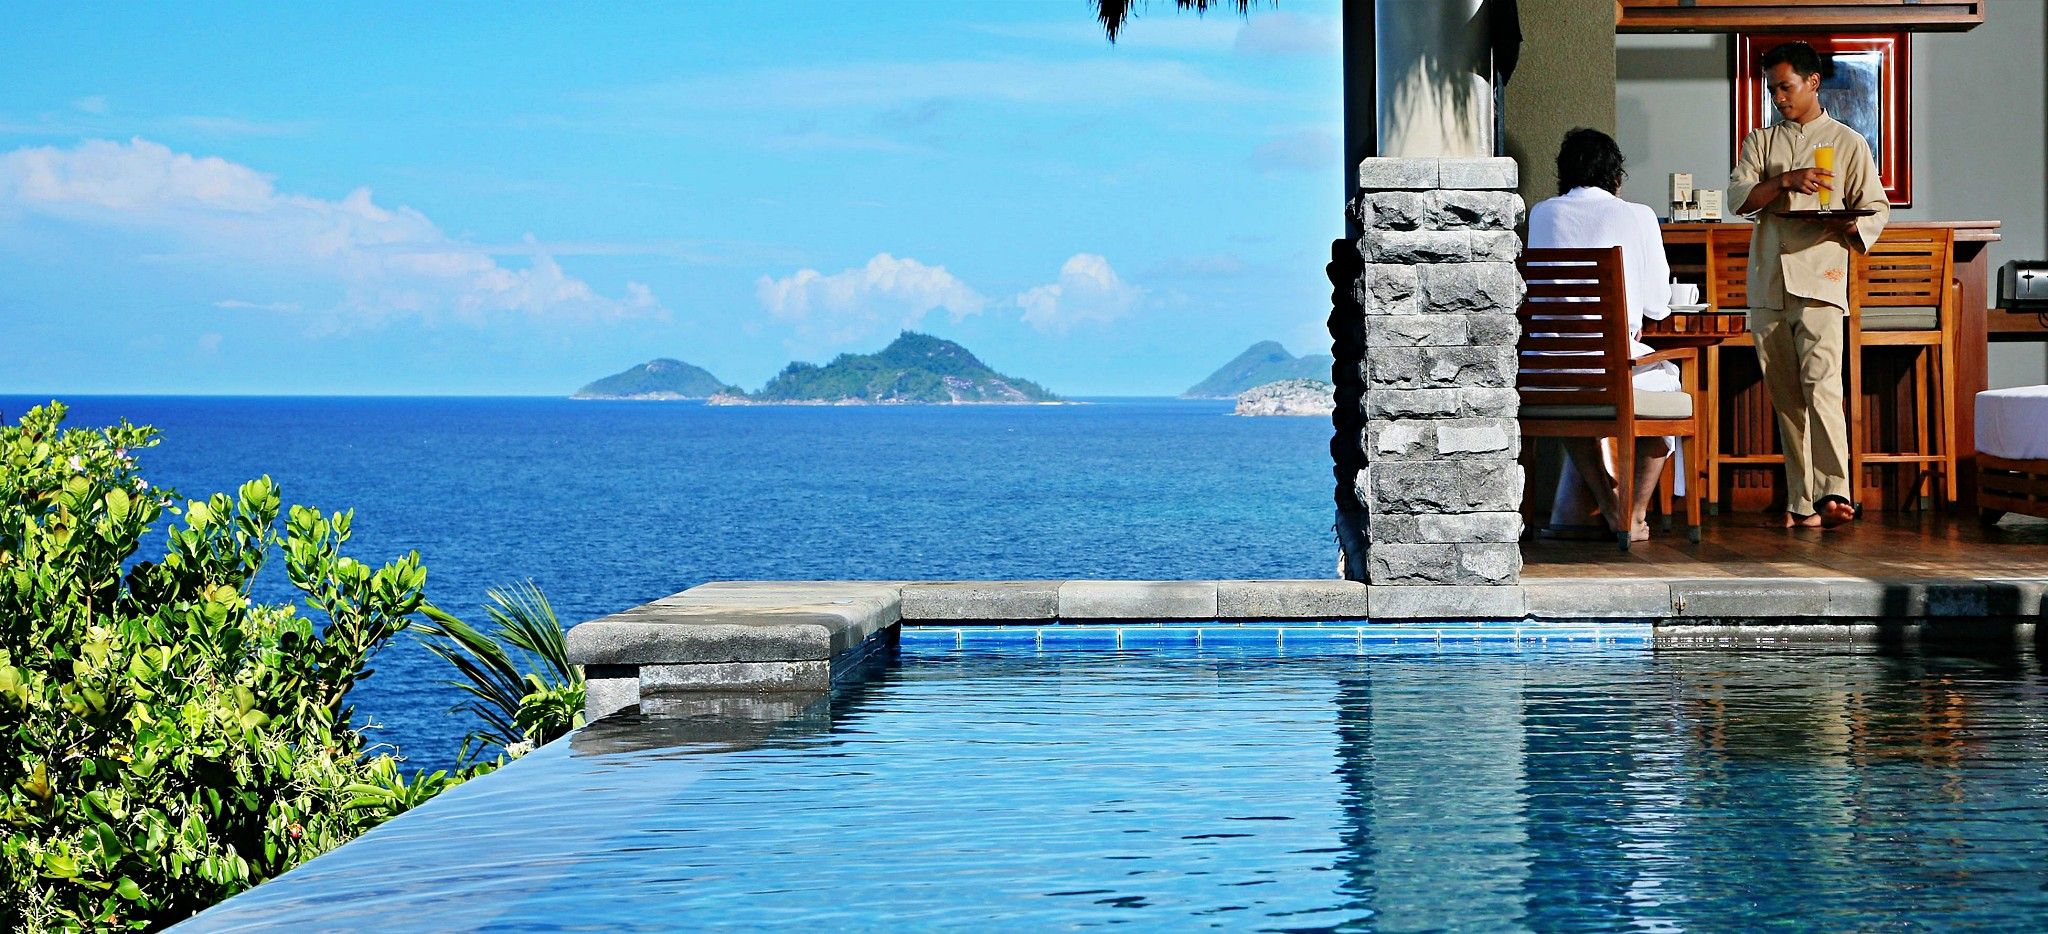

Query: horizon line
[{"left": 0, "top": 391, "right": 1217, "bottom": 401}]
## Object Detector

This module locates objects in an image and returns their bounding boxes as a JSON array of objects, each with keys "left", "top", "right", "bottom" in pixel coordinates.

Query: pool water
[{"left": 181, "top": 627, "right": 2048, "bottom": 931}]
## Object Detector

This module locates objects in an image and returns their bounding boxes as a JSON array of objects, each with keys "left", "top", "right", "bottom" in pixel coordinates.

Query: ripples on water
[
  {"left": 184, "top": 633, "right": 2048, "bottom": 931},
  {"left": 6, "top": 396, "right": 1331, "bottom": 769}
]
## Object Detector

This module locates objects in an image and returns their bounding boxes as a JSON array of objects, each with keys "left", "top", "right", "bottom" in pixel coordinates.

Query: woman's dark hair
[
  {"left": 1760, "top": 41, "right": 1834, "bottom": 80},
  {"left": 1555, "top": 127, "right": 1626, "bottom": 196}
]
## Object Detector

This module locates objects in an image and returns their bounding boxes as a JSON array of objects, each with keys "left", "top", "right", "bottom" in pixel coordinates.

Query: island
[
  {"left": 1233, "top": 379, "right": 1334, "bottom": 417},
  {"left": 1183, "top": 341, "right": 1334, "bottom": 399},
  {"left": 573, "top": 358, "right": 736, "bottom": 400},
  {"left": 711, "top": 331, "right": 1059, "bottom": 405}
]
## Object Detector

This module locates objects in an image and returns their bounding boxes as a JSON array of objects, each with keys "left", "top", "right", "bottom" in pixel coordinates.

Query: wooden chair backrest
[
  {"left": 1708, "top": 224, "right": 1752, "bottom": 310},
  {"left": 1516, "top": 247, "right": 1634, "bottom": 418},
  {"left": 1854, "top": 226, "right": 1953, "bottom": 312}
]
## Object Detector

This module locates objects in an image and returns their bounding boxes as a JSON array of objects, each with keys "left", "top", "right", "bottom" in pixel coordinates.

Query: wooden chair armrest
[{"left": 1635, "top": 347, "right": 1697, "bottom": 367}]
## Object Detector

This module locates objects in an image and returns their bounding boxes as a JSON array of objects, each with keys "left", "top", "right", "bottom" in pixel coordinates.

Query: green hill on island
[
  {"left": 1182, "top": 341, "right": 1334, "bottom": 399},
  {"left": 573, "top": 358, "right": 736, "bottom": 400},
  {"left": 730, "top": 331, "right": 1057, "bottom": 404}
]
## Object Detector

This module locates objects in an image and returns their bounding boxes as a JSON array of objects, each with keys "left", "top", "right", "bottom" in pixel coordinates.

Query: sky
[{"left": 0, "top": 2, "right": 1344, "bottom": 396}]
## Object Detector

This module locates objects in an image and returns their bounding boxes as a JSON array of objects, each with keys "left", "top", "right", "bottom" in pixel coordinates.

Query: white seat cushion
[
  {"left": 1861, "top": 305, "right": 1939, "bottom": 331},
  {"left": 1976, "top": 385, "right": 2048, "bottom": 460},
  {"left": 1523, "top": 389, "right": 1693, "bottom": 420}
]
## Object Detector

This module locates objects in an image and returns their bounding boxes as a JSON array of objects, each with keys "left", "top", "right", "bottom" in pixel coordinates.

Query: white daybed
[{"left": 1977, "top": 385, "right": 2048, "bottom": 523}]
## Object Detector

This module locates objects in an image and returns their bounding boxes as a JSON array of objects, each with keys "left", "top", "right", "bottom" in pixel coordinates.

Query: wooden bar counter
[{"left": 1653, "top": 220, "right": 2005, "bottom": 511}]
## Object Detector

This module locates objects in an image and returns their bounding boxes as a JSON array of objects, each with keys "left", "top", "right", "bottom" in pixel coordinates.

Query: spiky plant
[{"left": 416, "top": 581, "right": 584, "bottom": 763}]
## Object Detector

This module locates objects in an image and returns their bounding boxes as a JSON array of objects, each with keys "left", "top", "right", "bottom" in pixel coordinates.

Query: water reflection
[
  {"left": 1319, "top": 638, "right": 2048, "bottom": 930},
  {"left": 181, "top": 635, "right": 2048, "bottom": 931}
]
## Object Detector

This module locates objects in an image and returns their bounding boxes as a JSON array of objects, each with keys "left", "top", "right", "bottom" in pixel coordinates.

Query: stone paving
[{"left": 566, "top": 574, "right": 2048, "bottom": 720}]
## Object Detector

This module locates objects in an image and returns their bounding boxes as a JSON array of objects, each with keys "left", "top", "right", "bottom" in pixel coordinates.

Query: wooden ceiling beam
[{"left": 1616, "top": 1, "right": 1983, "bottom": 34}]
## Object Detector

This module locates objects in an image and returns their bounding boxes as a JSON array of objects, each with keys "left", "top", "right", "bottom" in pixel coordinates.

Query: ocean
[{"left": 4, "top": 396, "right": 1335, "bottom": 771}]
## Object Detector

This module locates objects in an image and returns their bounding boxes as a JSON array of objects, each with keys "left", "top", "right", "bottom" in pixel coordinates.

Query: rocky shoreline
[
  {"left": 706, "top": 393, "right": 1076, "bottom": 406},
  {"left": 1233, "top": 379, "right": 1334, "bottom": 417}
]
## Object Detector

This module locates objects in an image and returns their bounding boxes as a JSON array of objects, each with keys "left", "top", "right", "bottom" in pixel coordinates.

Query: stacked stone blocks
[{"left": 1344, "top": 157, "right": 1527, "bottom": 587}]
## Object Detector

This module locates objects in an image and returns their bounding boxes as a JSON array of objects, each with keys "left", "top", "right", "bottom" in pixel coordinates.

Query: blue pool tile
[
  {"left": 903, "top": 623, "right": 1654, "bottom": 657},
  {"left": 1107, "top": 626, "right": 1205, "bottom": 649}
]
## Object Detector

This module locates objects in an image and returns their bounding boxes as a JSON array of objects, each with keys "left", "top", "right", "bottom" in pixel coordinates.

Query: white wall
[{"left": 1614, "top": 3, "right": 2048, "bottom": 388}]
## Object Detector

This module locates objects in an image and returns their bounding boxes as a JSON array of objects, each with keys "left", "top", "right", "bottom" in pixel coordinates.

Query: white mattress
[{"left": 1976, "top": 385, "right": 2048, "bottom": 461}]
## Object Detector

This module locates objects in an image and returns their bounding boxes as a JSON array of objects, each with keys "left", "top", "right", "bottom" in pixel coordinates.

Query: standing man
[{"left": 1728, "top": 41, "right": 1889, "bottom": 528}]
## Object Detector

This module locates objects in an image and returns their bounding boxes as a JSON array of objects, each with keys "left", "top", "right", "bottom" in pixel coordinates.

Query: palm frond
[
  {"left": 1095, "top": 0, "right": 1256, "bottom": 42},
  {"left": 414, "top": 581, "right": 582, "bottom": 762},
  {"left": 481, "top": 581, "right": 575, "bottom": 685}
]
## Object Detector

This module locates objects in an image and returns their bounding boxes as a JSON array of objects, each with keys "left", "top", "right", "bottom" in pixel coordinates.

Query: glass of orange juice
[{"left": 1813, "top": 145, "right": 1836, "bottom": 209}]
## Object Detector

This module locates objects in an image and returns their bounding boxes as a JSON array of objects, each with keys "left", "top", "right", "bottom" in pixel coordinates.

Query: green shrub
[{"left": 0, "top": 403, "right": 443, "bottom": 931}]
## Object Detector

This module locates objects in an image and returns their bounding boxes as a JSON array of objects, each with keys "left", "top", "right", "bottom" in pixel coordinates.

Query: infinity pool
[{"left": 182, "top": 626, "right": 2048, "bottom": 931}]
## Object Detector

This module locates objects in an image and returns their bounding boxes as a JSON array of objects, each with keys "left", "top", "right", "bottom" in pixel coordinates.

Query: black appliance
[{"left": 1999, "top": 260, "right": 2048, "bottom": 310}]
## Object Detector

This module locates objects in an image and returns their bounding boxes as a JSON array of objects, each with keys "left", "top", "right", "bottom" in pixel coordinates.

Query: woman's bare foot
[
  {"left": 1781, "top": 511, "right": 1822, "bottom": 529},
  {"left": 1630, "top": 523, "right": 1652, "bottom": 543},
  {"left": 1818, "top": 496, "right": 1858, "bottom": 528}
]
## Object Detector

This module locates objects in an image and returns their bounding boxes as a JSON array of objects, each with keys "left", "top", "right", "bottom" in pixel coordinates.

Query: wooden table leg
[
  {"left": 1706, "top": 343, "right": 1721, "bottom": 514},
  {"left": 1953, "top": 239, "right": 1992, "bottom": 511}
]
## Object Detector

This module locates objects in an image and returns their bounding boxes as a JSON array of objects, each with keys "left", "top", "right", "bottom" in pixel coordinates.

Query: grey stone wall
[{"left": 1334, "top": 157, "right": 1526, "bottom": 587}]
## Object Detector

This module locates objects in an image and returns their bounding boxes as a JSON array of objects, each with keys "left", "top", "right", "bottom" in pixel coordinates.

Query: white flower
[
  {"left": 134, "top": 478, "right": 150, "bottom": 490},
  {"left": 505, "top": 740, "right": 535, "bottom": 759},
  {"left": 67, "top": 455, "right": 83, "bottom": 472}
]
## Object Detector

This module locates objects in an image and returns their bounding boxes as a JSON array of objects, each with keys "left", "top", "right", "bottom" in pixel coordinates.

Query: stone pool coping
[{"left": 566, "top": 577, "right": 2048, "bottom": 720}]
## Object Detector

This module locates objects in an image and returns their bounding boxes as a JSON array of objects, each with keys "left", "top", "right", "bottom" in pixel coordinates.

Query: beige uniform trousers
[{"left": 1747, "top": 290, "right": 1852, "bottom": 516}]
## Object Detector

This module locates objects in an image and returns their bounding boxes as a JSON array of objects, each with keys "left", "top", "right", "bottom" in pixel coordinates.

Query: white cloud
[
  {"left": 72, "top": 96, "right": 109, "bottom": 114},
  {"left": 1234, "top": 13, "right": 1340, "bottom": 56},
  {"left": 0, "top": 138, "right": 661, "bottom": 326},
  {"left": 1017, "top": 254, "right": 1141, "bottom": 334},
  {"left": 756, "top": 253, "right": 986, "bottom": 347}
]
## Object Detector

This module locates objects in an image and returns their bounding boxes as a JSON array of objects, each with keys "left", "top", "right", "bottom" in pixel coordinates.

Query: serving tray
[{"left": 1774, "top": 208, "right": 1879, "bottom": 220}]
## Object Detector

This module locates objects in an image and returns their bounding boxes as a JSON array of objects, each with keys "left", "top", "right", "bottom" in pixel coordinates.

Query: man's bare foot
[
  {"left": 1817, "top": 496, "right": 1858, "bottom": 528},
  {"left": 1781, "top": 511, "right": 1822, "bottom": 529}
]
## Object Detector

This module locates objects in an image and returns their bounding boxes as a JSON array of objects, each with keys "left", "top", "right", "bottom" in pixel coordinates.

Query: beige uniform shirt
[{"left": 1726, "top": 111, "right": 1890, "bottom": 310}]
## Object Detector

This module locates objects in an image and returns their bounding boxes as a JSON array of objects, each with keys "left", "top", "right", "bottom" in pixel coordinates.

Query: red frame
[{"left": 1734, "top": 32, "right": 1912, "bottom": 207}]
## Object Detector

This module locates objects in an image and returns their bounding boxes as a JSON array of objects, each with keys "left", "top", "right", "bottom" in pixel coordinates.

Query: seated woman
[{"left": 1527, "top": 128, "right": 1680, "bottom": 543}]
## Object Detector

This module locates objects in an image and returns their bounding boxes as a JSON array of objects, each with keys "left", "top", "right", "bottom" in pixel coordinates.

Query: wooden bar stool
[
  {"left": 1704, "top": 224, "right": 1768, "bottom": 512},
  {"left": 1848, "top": 227, "right": 1957, "bottom": 508}
]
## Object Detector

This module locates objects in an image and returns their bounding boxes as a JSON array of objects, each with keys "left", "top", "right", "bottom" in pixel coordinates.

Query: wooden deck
[{"left": 1525, "top": 511, "right": 2048, "bottom": 580}]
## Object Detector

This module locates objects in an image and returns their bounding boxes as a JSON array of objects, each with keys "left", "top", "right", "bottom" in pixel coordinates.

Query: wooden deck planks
[{"left": 1524, "top": 512, "right": 2048, "bottom": 581}]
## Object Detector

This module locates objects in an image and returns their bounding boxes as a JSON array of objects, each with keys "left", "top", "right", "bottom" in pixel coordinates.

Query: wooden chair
[
  {"left": 1517, "top": 247, "right": 1704, "bottom": 549},
  {"left": 1702, "top": 224, "right": 1767, "bottom": 512},
  {"left": 1848, "top": 227, "right": 1956, "bottom": 509}
]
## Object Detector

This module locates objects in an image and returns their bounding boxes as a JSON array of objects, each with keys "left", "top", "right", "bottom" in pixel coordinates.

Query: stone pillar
[{"left": 1335, "top": 156, "right": 1526, "bottom": 601}]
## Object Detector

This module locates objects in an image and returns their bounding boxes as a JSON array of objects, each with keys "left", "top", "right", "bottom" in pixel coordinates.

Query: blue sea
[{"left": 3, "top": 396, "right": 1333, "bottom": 771}]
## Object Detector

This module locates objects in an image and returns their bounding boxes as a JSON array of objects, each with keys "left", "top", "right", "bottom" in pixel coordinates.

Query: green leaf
[{"left": 43, "top": 849, "right": 79, "bottom": 880}]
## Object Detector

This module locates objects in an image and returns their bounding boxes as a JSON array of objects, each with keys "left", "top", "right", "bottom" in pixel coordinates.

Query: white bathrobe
[
  {"left": 1525, "top": 186, "right": 1681, "bottom": 393},
  {"left": 1527, "top": 185, "right": 1686, "bottom": 494}
]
